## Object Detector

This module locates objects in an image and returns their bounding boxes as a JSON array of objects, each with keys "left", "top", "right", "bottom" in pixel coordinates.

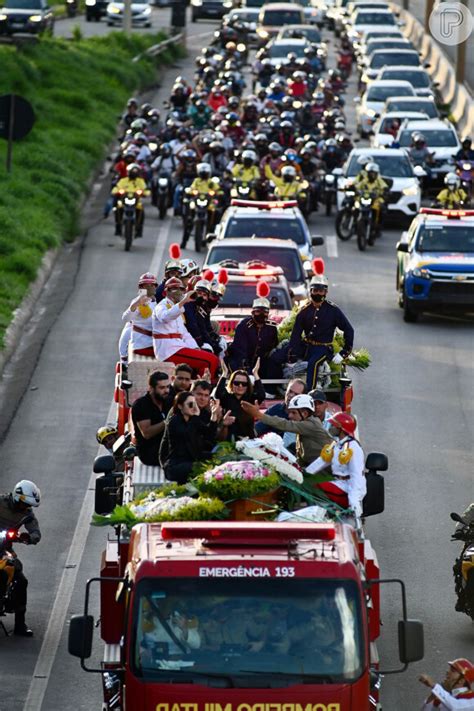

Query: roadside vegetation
[{"left": 0, "top": 32, "right": 182, "bottom": 347}]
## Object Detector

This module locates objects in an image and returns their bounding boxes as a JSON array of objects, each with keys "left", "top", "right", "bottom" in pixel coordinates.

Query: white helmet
[
  {"left": 281, "top": 165, "right": 297, "bottom": 179},
  {"left": 310, "top": 274, "right": 329, "bottom": 289},
  {"left": 357, "top": 154, "right": 373, "bottom": 166},
  {"left": 180, "top": 258, "right": 199, "bottom": 277},
  {"left": 445, "top": 172, "right": 460, "bottom": 189},
  {"left": 13, "top": 480, "right": 41, "bottom": 508},
  {"left": 366, "top": 162, "right": 380, "bottom": 174},
  {"left": 288, "top": 394, "right": 314, "bottom": 412},
  {"left": 252, "top": 297, "right": 270, "bottom": 309},
  {"left": 197, "top": 162, "right": 211, "bottom": 176}
]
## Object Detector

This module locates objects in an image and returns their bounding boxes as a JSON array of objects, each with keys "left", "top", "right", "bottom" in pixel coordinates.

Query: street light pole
[
  {"left": 424, "top": 0, "right": 435, "bottom": 31},
  {"left": 455, "top": 0, "right": 468, "bottom": 83}
]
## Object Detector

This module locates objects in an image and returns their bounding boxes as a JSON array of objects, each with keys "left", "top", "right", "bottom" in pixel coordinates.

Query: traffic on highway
[{"left": 0, "top": 1, "right": 473, "bottom": 710}]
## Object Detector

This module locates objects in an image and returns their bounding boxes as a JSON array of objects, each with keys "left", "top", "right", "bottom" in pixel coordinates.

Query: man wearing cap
[
  {"left": 152, "top": 277, "right": 220, "bottom": 379},
  {"left": 288, "top": 275, "right": 354, "bottom": 390},
  {"left": 308, "top": 389, "right": 331, "bottom": 431},
  {"left": 155, "top": 260, "right": 184, "bottom": 303},
  {"left": 228, "top": 297, "right": 279, "bottom": 379},
  {"left": 419, "top": 659, "right": 474, "bottom": 709},
  {"left": 242, "top": 394, "right": 332, "bottom": 467},
  {"left": 306, "top": 412, "right": 365, "bottom": 518}
]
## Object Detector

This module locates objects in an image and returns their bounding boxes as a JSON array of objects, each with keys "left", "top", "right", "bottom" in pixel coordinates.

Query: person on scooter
[
  {"left": 306, "top": 412, "right": 366, "bottom": 519},
  {"left": 409, "top": 133, "right": 434, "bottom": 175},
  {"left": 112, "top": 163, "right": 150, "bottom": 238},
  {"left": 0, "top": 480, "right": 41, "bottom": 636},
  {"left": 231, "top": 149, "right": 260, "bottom": 186},
  {"left": 355, "top": 162, "right": 388, "bottom": 235},
  {"left": 436, "top": 173, "right": 468, "bottom": 209},
  {"left": 455, "top": 138, "right": 474, "bottom": 161}
]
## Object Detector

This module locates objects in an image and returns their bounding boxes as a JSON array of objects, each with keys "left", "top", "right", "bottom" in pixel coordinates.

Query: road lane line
[
  {"left": 23, "top": 401, "right": 115, "bottom": 711},
  {"left": 326, "top": 234, "right": 339, "bottom": 258}
]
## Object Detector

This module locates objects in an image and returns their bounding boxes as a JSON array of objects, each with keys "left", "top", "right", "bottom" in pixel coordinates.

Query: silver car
[{"left": 106, "top": 0, "right": 152, "bottom": 25}]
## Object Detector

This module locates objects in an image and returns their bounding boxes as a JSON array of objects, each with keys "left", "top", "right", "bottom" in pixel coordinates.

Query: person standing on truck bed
[{"left": 131, "top": 371, "right": 171, "bottom": 466}]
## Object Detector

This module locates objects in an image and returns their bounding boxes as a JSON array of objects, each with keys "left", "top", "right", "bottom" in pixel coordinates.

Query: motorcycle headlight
[
  {"left": 197, "top": 199, "right": 208, "bottom": 207},
  {"left": 158, "top": 178, "right": 168, "bottom": 187},
  {"left": 190, "top": 201, "right": 196, "bottom": 209},
  {"left": 0, "top": 13, "right": 8, "bottom": 19},
  {"left": 85, "top": 0, "right": 96, "bottom": 5},
  {"left": 124, "top": 198, "right": 136, "bottom": 206},
  {"left": 346, "top": 190, "right": 356, "bottom": 197},
  {"left": 361, "top": 197, "right": 372, "bottom": 206},
  {"left": 462, "top": 163, "right": 472, "bottom": 171},
  {"left": 325, "top": 175, "right": 335, "bottom": 184},
  {"left": 412, "top": 267, "right": 431, "bottom": 279}
]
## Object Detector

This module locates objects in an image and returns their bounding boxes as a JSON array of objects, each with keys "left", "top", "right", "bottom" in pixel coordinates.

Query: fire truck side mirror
[
  {"left": 93, "top": 454, "right": 116, "bottom": 474},
  {"left": 68, "top": 615, "right": 94, "bottom": 660},
  {"left": 398, "top": 619, "right": 424, "bottom": 664},
  {"left": 365, "top": 452, "right": 388, "bottom": 472}
]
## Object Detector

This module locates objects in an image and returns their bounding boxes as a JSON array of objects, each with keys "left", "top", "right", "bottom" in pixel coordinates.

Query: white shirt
[
  {"left": 306, "top": 436, "right": 366, "bottom": 517},
  {"left": 143, "top": 617, "right": 201, "bottom": 655},
  {"left": 422, "top": 685, "right": 474, "bottom": 710},
  {"left": 152, "top": 297, "right": 197, "bottom": 360},
  {"left": 122, "top": 298, "right": 155, "bottom": 351}
]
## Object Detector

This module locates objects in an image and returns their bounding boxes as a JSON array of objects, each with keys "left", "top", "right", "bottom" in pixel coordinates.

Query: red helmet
[
  {"left": 328, "top": 412, "right": 356, "bottom": 436},
  {"left": 164, "top": 277, "right": 184, "bottom": 294},
  {"left": 138, "top": 272, "right": 157, "bottom": 287},
  {"left": 449, "top": 659, "right": 474, "bottom": 686}
]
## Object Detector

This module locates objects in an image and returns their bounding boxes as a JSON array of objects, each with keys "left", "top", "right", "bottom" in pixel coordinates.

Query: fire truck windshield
[{"left": 132, "top": 578, "right": 364, "bottom": 685}]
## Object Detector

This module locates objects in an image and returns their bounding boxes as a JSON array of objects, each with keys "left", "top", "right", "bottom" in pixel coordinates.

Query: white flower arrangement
[
  {"left": 235, "top": 434, "right": 304, "bottom": 484},
  {"left": 131, "top": 494, "right": 200, "bottom": 520}
]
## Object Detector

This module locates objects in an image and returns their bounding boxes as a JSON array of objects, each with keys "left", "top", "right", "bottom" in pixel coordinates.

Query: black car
[
  {"left": 85, "top": 0, "right": 108, "bottom": 20},
  {"left": 0, "top": 0, "right": 54, "bottom": 34}
]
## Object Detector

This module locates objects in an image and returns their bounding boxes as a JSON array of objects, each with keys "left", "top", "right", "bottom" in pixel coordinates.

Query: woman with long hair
[
  {"left": 160, "top": 391, "right": 220, "bottom": 484},
  {"left": 213, "top": 359, "right": 265, "bottom": 440}
]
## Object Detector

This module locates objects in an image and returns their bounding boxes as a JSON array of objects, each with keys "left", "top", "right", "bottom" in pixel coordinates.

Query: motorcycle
[
  {"left": 451, "top": 509, "right": 474, "bottom": 620},
  {"left": 335, "top": 188, "right": 357, "bottom": 240},
  {"left": 182, "top": 190, "right": 218, "bottom": 252},
  {"left": 230, "top": 180, "right": 256, "bottom": 200},
  {"left": 322, "top": 173, "right": 338, "bottom": 216},
  {"left": 456, "top": 160, "right": 474, "bottom": 199},
  {"left": 355, "top": 191, "right": 378, "bottom": 251},
  {"left": 337, "top": 51, "right": 353, "bottom": 80},
  {"left": 65, "top": 0, "right": 77, "bottom": 17},
  {"left": 115, "top": 190, "right": 144, "bottom": 252},
  {"left": 152, "top": 174, "right": 172, "bottom": 220},
  {"left": 0, "top": 528, "right": 26, "bottom": 634}
]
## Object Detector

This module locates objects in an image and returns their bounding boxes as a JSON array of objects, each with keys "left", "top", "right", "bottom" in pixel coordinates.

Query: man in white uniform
[{"left": 419, "top": 658, "right": 474, "bottom": 709}]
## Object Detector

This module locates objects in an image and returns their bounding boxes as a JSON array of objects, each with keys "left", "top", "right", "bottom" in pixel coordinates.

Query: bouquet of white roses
[{"left": 235, "top": 434, "right": 304, "bottom": 484}]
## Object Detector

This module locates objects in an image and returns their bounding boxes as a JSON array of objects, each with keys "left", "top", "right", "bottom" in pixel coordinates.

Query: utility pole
[
  {"left": 123, "top": 0, "right": 132, "bottom": 33},
  {"left": 455, "top": 0, "right": 469, "bottom": 83}
]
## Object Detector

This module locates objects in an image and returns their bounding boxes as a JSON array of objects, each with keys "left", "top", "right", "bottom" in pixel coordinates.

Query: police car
[
  {"left": 206, "top": 200, "right": 323, "bottom": 261},
  {"left": 396, "top": 208, "right": 474, "bottom": 321},
  {"left": 205, "top": 263, "right": 293, "bottom": 339}
]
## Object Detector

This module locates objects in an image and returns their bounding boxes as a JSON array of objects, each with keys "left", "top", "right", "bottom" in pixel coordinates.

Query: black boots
[{"left": 14, "top": 611, "right": 33, "bottom": 637}]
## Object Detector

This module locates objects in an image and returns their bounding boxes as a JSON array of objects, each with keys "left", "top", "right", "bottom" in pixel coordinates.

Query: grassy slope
[{"left": 0, "top": 32, "right": 180, "bottom": 347}]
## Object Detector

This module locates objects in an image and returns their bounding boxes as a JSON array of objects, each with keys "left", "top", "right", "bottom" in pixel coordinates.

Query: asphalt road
[{"left": 0, "top": 10, "right": 473, "bottom": 711}]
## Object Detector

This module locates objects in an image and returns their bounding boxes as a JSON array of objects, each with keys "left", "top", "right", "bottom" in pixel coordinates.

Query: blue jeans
[{"left": 306, "top": 345, "right": 333, "bottom": 390}]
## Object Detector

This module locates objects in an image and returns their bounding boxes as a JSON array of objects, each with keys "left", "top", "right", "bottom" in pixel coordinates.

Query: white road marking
[
  {"left": 325, "top": 234, "right": 339, "bottom": 258},
  {"left": 23, "top": 399, "right": 116, "bottom": 711}
]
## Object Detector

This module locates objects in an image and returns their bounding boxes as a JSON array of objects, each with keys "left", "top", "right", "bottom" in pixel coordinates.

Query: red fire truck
[{"left": 69, "top": 516, "right": 423, "bottom": 710}]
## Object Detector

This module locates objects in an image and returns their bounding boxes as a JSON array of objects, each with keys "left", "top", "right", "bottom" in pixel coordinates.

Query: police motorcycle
[
  {"left": 335, "top": 185, "right": 358, "bottom": 241},
  {"left": 354, "top": 191, "right": 377, "bottom": 251},
  {"left": 182, "top": 188, "right": 220, "bottom": 253},
  {"left": 451, "top": 509, "right": 474, "bottom": 620},
  {"left": 152, "top": 171, "right": 173, "bottom": 220},
  {"left": 456, "top": 159, "right": 474, "bottom": 199},
  {"left": 115, "top": 189, "right": 144, "bottom": 252},
  {"left": 0, "top": 528, "right": 28, "bottom": 635}
]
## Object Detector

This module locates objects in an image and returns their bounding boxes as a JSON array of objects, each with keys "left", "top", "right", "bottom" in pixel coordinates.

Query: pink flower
[{"left": 215, "top": 472, "right": 224, "bottom": 480}]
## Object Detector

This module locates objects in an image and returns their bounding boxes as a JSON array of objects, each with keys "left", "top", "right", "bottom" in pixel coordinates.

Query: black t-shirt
[{"left": 131, "top": 393, "right": 166, "bottom": 466}]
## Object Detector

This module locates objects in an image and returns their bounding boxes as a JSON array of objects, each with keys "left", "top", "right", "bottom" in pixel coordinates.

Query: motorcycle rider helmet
[
  {"left": 328, "top": 412, "right": 356, "bottom": 437},
  {"left": 127, "top": 163, "right": 141, "bottom": 179},
  {"left": 197, "top": 162, "right": 212, "bottom": 179},
  {"left": 127, "top": 97, "right": 138, "bottom": 109},
  {"left": 96, "top": 424, "right": 118, "bottom": 445},
  {"left": 180, "top": 259, "right": 199, "bottom": 278},
  {"left": 313, "top": 91, "right": 325, "bottom": 104},
  {"left": 281, "top": 165, "right": 297, "bottom": 183},
  {"left": 448, "top": 659, "right": 474, "bottom": 686},
  {"left": 288, "top": 394, "right": 314, "bottom": 413},
  {"left": 130, "top": 118, "right": 148, "bottom": 133},
  {"left": 325, "top": 138, "right": 337, "bottom": 148},
  {"left": 138, "top": 272, "right": 157, "bottom": 287},
  {"left": 413, "top": 132, "right": 426, "bottom": 145},
  {"left": 140, "top": 102, "right": 153, "bottom": 118},
  {"left": 164, "top": 277, "right": 185, "bottom": 295},
  {"left": 226, "top": 112, "right": 240, "bottom": 126},
  {"left": 182, "top": 149, "right": 197, "bottom": 162},
  {"left": 148, "top": 108, "right": 160, "bottom": 124},
  {"left": 366, "top": 162, "right": 380, "bottom": 180},
  {"left": 134, "top": 132, "right": 148, "bottom": 144},
  {"left": 225, "top": 41, "right": 237, "bottom": 52},
  {"left": 242, "top": 149, "right": 256, "bottom": 167},
  {"left": 13, "top": 480, "right": 41, "bottom": 508},
  {"left": 461, "top": 137, "right": 472, "bottom": 148},
  {"left": 304, "top": 46, "right": 316, "bottom": 57},
  {"left": 195, "top": 279, "right": 211, "bottom": 293},
  {"left": 269, "top": 142, "right": 282, "bottom": 156},
  {"left": 281, "top": 120, "right": 293, "bottom": 131},
  {"left": 445, "top": 172, "right": 460, "bottom": 190},
  {"left": 161, "top": 143, "right": 172, "bottom": 157},
  {"left": 357, "top": 154, "right": 373, "bottom": 167}
]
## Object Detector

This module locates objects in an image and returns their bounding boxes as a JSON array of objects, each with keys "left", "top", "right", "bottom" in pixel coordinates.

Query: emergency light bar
[
  {"left": 161, "top": 522, "right": 336, "bottom": 542},
  {"left": 243, "top": 268, "right": 282, "bottom": 277},
  {"left": 419, "top": 208, "right": 474, "bottom": 219},
  {"left": 230, "top": 200, "right": 298, "bottom": 210}
]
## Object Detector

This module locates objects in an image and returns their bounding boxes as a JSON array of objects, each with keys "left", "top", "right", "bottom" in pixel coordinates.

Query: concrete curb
[{"left": 393, "top": 3, "right": 474, "bottom": 135}]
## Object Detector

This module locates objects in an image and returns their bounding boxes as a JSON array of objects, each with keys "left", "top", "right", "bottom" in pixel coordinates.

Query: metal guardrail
[{"left": 132, "top": 32, "right": 183, "bottom": 63}]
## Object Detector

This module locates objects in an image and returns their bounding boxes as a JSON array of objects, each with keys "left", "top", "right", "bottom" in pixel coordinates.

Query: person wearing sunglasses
[{"left": 213, "top": 361, "right": 265, "bottom": 440}]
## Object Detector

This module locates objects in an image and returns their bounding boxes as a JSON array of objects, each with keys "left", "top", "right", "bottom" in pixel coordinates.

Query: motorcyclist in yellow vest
[
  {"left": 355, "top": 162, "right": 388, "bottom": 229},
  {"left": 353, "top": 154, "right": 374, "bottom": 189},
  {"left": 183, "top": 163, "right": 222, "bottom": 241},
  {"left": 436, "top": 172, "right": 468, "bottom": 209},
  {"left": 270, "top": 165, "right": 309, "bottom": 200},
  {"left": 112, "top": 163, "right": 150, "bottom": 237},
  {"left": 231, "top": 150, "right": 260, "bottom": 198}
]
